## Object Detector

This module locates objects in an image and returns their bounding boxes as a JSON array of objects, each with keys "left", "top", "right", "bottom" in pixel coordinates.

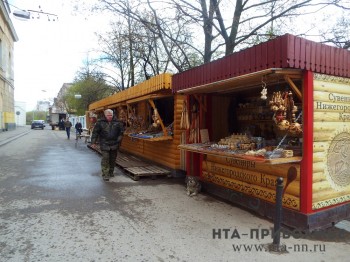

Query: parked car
[
  {"left": 31, "top": 120, "right": 45, "bottom": 129},
  {"left": 38, "top": 120, "right": 46, "bottom": 127}
]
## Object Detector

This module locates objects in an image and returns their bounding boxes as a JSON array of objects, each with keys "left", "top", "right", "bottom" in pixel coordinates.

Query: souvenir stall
[
  {"left": 173, "top": 34, "right": 350, "bottom": 231},
  {"left": 88, "top": 73, "right": 186, "bottom": 178}
]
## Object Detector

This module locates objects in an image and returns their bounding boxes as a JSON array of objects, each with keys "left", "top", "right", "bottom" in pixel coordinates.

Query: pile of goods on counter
[
  {"left": 217, "top": 133, "right": 260, "bottom": 150},
  {"left": 129, "top": 123, "right": 173, "bottom": 139},
  {"left": 208, "top": 133, "right": 299, "bottom": 159}
]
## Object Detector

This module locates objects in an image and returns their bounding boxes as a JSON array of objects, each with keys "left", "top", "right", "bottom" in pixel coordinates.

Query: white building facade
[{"left": 14, "top": 101, "right": 26, "bottom": 126}]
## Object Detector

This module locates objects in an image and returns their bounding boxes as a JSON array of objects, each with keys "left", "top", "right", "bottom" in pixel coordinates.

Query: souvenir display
[
  {"left": 181, "top": 88, "right": 303, "bottom": 161},
  {"left": 118, "top": 107, "right": 127, "bottom": 124},
  {"left": 180, "top": 100, "right": 190, "bottom": 130},
  {"left": 269, "top": 91, "right": 302, "bottom": 136},
  {"left": 125, "top": 106, "right": 146, "bottom": 134},
  {"left": 125, "top": 105, "right": 174, "bottom": 139},
  {"left": 189, "top": 103, "right": 200, "bottom": 143}
]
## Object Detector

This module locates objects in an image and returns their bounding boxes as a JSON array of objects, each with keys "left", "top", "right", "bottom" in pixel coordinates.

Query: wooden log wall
[
  {"left": 202, "top": 155, "right": 300, "bottom": 210},
  {"left": 120, "top": 94, "right": 186, "bottom": 170},
  {"left": 312, "top": 74, "right": 350, "bottom": 210}
]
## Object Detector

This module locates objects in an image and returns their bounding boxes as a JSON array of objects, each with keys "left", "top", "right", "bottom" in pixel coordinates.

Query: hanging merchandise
[
  {"left": 180, "top": 100, "right": 190, "bottom": 130},
  {"left": 126, "top": 106, "right": 145, "bottom": 134},
  {"left": 118, "top": 107, "right": 127, "bottom": 126},
  {"left": 152, "top": 108, "right": 161, "bottom": 128},
  {"left": 189, "top": 102, "right": 200, "bottom": 143},
  {"left": 269, "top": 90, "right": 302, "bottom": 136},
  {"left": 260, "top": 77, "right": 268, "bottom": 100}
]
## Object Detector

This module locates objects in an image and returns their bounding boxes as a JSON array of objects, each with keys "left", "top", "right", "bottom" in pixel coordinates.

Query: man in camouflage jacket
[{"left": 91, "top": 109, "right": 124, "bottom": 181}]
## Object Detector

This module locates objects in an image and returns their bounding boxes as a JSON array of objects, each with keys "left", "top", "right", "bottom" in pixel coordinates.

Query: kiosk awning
[{"left": 176, "top": 68, "right": 302, "bottom": 95}]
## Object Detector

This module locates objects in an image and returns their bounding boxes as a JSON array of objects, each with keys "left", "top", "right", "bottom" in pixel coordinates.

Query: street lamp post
[{"left": 74, "top": 94, "right": 82, "bottom": 116}]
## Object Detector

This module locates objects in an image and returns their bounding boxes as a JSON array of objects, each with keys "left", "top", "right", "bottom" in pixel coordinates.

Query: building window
[
  {"left": 0, "top": 39, "right": 2, "bottom": 69},
  {"left": 8, "top": 52, "right": 12, "bottom": 79}
]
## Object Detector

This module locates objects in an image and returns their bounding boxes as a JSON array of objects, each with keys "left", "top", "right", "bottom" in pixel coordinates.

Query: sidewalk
[
  {"left": 1, "top": 124, "right": 350, "bottom": 261},
  {"left": 1, "top": 125, "right": 349, "bottom": 232},
  {"left": 0, "top": 125, "right": 31, "bottom": 146}
]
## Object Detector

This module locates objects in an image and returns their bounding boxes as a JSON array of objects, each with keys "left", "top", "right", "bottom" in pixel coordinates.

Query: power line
[{"left": 4, "top": 0, "right": 58, "bottom": 21}]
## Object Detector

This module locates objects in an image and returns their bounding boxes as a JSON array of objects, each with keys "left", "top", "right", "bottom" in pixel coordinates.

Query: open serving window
[
  {"left": 178, "top": 69, "right": 304, "bottom": 164},
  {"left": 124, "top": 94, "right": 174, "bottom": 141},
  {"left": 176, "top": 68, "right": 305, "bottom": 214}
]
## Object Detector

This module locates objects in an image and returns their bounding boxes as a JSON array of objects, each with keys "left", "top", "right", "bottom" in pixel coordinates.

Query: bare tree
[
  {"left": 94, "top": 0, "right": 348, "bottom": 78},
  {"left": 97, "top": 17, "right": 174, "bottom": 87},
  {"left": 173, "top": 0, "right": 346, "bottom": 56},
  {"left": 319, "top": 9, "right": 350, "bottom": 49},
  {"left": 64, "top": 59, "right": 116, "bottom": 114},
  {"left": 97, "top": 0, "right": 202, "bottom": 72},
  {"left": 97, "top": 22, "right": 133, "bottom": 90}
]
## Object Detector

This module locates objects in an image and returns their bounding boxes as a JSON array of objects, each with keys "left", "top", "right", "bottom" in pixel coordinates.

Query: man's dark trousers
[{"left": 101, "top": 149, "right": 118, "bottom": 178}]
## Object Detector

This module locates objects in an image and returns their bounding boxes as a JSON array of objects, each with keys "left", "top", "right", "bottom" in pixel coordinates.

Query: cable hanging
[{"left": 4, "top": 1, "right": 58, "bottom": 21}]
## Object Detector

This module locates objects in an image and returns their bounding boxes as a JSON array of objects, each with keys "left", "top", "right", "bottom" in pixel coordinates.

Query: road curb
[{"left": 0, "top": 130, "right": 31, "bottom": 147}]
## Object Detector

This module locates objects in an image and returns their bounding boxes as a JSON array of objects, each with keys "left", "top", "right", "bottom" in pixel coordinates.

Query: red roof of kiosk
[{"left": 172, "top": 33, "right": 350, "bottom": 92}]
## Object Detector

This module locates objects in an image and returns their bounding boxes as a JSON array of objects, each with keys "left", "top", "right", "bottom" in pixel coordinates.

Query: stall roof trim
[
  {"left": 173, "top": 34, "right": 350, "bottom": 92},
  {"left": 177, "top": 68, "right": 302, "bottom": 94},
  {"left": 89, "top": 73, "right": 172, "bottom": 111}
]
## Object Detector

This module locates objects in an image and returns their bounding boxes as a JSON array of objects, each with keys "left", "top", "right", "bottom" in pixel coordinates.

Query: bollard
[
  {"left": 273, "top": 177, "right": 284, "bottom": 246},
  {"left": 268, "top": 177, "right": 286, "bottom": 252}
]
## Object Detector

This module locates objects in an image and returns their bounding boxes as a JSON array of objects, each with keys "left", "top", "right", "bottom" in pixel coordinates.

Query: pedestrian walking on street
[
  {"left": 59, "top": 118, "right": 65, "bottom": 130},
  {"left": 64, "top": 118, "right": 73, "bottom": 139},
  {"left": 75, "top": 121, "right": 83, "bottom": 136},
  {"left": 91, "top": 109, "right": 124, "bottom": 181}
]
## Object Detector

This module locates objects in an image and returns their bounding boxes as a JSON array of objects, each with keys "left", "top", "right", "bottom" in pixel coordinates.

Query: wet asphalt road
[{"left": 0, "top": 126, "right": 350, "bottom": 262}]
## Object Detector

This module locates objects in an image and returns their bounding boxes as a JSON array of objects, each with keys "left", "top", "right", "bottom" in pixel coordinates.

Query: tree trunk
[
  {"left": 226, "top": 0, "right": 243, "bottom": 55},
  {"left": 201, "top": 0, "right": 214, "bottom": 63},
  {"left": 127, "top": 8, "right": 135, "bottom": 87}
]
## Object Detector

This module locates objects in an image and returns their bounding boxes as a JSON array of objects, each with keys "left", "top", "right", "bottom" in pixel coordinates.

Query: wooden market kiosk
[
  {"left": 173, "top": 34, "right": 350, "bottom": 231},
  {"left": 88, "top": 73, "right": 186, "bottom": 178}
]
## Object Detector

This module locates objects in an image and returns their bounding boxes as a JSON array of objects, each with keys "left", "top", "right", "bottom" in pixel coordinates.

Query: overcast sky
[{"left": 9, "top": 0, "right": 108, "bottom": 111}]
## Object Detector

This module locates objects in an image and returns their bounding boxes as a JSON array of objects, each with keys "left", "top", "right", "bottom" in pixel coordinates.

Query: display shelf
[
  {"left": 238, "top": 120, "right": 273, "bottom": 122},
  {"left": 128, "top": 134, "right": 173, "bottom": 141},
  {"left": 178, "top": 143, "right": 302, "bottom": 164}
]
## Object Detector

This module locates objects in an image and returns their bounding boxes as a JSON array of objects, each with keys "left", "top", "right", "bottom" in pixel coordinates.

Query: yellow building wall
[
  {"left": 0, "top": 4, "right": 17, "bottom": 130},
  {"left": 4, "top": 111, "right": 14, "bottom": 122}
]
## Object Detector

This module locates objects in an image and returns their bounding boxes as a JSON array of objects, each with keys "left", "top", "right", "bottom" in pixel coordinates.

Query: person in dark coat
[
  {"left": 64, "top": 118, "right": 73, "bottom": 139},
  {"left": 59, "top": 118, "right": 65, "bottom": 130},
  {"left": 75, "top": 121, "right": 83, "bottom": 135},
  {"left": 91, "top": 109, "right": 124, "bottom": 181}
]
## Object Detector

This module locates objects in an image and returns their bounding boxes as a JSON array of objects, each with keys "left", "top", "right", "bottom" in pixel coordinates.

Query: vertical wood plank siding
[{"left": 172, "top": 34, "right": 350, "bottom": 92}]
